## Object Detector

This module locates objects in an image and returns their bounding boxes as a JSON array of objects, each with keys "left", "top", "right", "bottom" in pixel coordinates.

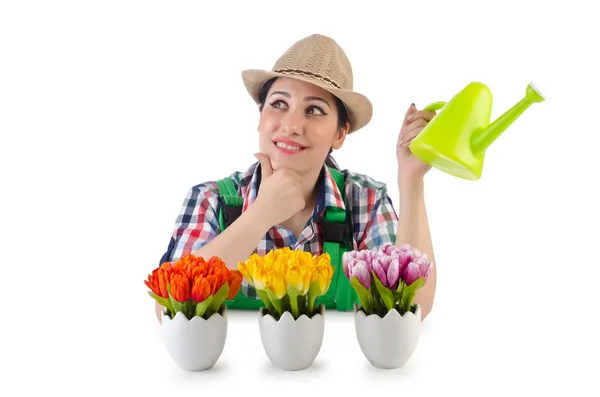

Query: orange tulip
[
  {"left": 227, "top": 270, "right": 243, "bottom": 299},
  {"left": 144, "top": 268, "right": 167, "bottom": 298},
  {"left": 145, "top": 254, "right": 240, "bottom": 313},
  {"left": 207, "top": 256, "right": 228, "bottom": 274},
  {"left": 159, "top": 263, "right": 173, "bottom": 291},
  {"left": 190, "top": 260, "right": 208, "bottom": 279},
  {"left": 191, "top": 277, "right": 211, "bottom": 303},
  {"left": 170, "top": 272, "right": 191, "bottom": 302},
  {"left": 215, "top": 268, "right": 229, "bottom": 290},
  {"left": 194, "top": 256, "right": 207, "bottom": 267},
  {"left": 205, "top": 274, "right": 220, "bottom": 295}
]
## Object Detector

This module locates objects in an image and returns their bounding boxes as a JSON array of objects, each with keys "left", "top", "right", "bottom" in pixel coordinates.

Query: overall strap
[
  {"left": 322, "top": 167, "right": 348, "bottom": 266},
  {"left": 317, "top": 167, "right": 358, "bottom": 311},
  {"left": 215, "top": 178, "right": 243, "bottom": 230},
  {"left": 216, "top": 177, "right": 264, "bottom": 309}
]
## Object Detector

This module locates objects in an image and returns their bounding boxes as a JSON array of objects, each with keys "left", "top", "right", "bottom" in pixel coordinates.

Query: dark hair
[{"left": 257, "top": 77, "right": 348, "bottom": 170}]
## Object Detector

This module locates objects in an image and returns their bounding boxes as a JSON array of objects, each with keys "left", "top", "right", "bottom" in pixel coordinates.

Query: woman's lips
[{"left": 273, "top": 139, "right": 308, "bottom": 154}]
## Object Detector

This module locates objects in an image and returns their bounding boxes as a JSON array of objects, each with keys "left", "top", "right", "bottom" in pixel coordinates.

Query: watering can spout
[{"left": 472, "top": 81, "right": 546, "bottom": 155}]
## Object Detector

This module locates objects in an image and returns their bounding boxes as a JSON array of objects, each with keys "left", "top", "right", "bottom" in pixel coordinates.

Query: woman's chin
[{"left": 269, "top": 158, "right": 294, "bottom": 172}]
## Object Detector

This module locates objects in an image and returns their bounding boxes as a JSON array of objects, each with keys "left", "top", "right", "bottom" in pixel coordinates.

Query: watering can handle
[{"left": 423, "top": 101, "right": 446, "bottom": 112}]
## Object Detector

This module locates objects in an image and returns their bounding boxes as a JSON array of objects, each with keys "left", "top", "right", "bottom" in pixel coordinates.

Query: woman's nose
[{"left": 281, "top": 110, "right": 304, "bottom": 135}]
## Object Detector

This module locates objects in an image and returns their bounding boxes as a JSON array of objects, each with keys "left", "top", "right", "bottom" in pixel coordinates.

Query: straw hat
[{"left": 241, "top": 33, "right": 373, "bottom": 134}]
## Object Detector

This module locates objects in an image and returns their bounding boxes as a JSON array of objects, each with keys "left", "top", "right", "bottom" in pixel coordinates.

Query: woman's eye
[
  {"left": 269, "top": 100, "right": 287, "bottom": 109},
  {"left": 307, "top": 106, "right": 326, "bottom": 115}
]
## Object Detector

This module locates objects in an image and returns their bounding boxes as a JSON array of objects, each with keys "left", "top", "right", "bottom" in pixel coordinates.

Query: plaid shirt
[{"left": 160, "top": 162, "right": 399, "bottom": 298}]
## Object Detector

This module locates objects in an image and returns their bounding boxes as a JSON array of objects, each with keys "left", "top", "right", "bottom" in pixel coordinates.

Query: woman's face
[{"left": 257, "top": 77, "right": 347, "bottom": 174}]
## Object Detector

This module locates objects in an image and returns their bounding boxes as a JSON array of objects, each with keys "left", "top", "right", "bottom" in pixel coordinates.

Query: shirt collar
[
  {"left": 314, "top": 164, "right": 345, "bottom": 221},
  {"left": 240, "top": 162, "right": 346, "bottom": 219}
]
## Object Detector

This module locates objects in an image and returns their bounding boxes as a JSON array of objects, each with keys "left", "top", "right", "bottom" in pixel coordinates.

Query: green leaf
[
  {"left": 403, "top": 277, "right": 424, "bottom": 298},
  {"left": 369, "top": 279, "right": 383, "bottom": 314},
  {"left": 400, "top": 277, "right": 425, "bottom": 313},
  {"left": 195, "top": 296, "right": 213, "bottom": 318},
  {"left": 306, "top": 281, "right": 321, "bottom": 314},
  {"left": 148, "top": 291, "right": 174, "bottom": 314},
  {"left": 350, "top": 276, "right": 372, "bottom": 313},
  {"left": 372, "top": 272, "right": 395, "bottom": 311},
  {"left": 185, "top": 299, "right": 196, "bottom": 319},
  {"left": 393, "top": 281, "right": 405, "bottom": 304},
  {"left": 264, "top": 288, "right": 283, "bottom": 317},
  {"left": 257, "top": 289, "right": 276, "bottom": 313},
  {"left": 207, "top": 282, "right": 229, "bottom": 316}
]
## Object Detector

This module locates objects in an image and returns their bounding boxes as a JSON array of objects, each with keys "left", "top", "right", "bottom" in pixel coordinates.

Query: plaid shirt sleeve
[
  {"left": 348, "top": 178, "right": 399, "bottom": 251},
  {"left": 159, "top": 182, "right": 222, "bottom": 264}
]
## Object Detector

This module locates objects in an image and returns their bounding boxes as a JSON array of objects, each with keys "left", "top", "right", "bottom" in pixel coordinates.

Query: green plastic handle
[{"left": 423, "top": 101, "right": 446, "bottom": 112}]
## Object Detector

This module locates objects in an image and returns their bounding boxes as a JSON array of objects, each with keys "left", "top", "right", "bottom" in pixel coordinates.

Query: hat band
[{"left": 273, "top": 68, "right": 341, "bottom": 89}]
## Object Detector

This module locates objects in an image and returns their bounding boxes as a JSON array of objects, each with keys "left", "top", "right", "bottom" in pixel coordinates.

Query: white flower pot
[
  {"left": 354, "top": 303, "right": 421, "bottom": 369},
  {"left": 258, "top": 304, "right": 325, "bottom": 371},
  {"left": 161, "top": 307, "right": 228, "bottom": 371}
]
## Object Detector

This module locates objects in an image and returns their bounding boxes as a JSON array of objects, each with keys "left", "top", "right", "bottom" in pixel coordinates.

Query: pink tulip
[
  {"left": 397, "top": 249, "right": 412, "bottom": 265},
  {"left": 351, "top": 260, "right": 372, "bottom": 289},
  {"left": 372, "top": 255, "right": 394, "bottom": 287},
  {"left": 397, "top": 243, "right": 413, "bottom": 253},
  {"left": 403, "top": 256, "right": 432, "bottom": 286},
  {"left": 342, "top": 251, "right": 358, "bottom": 279},
  {"left": 414, "top": 256, "right": 432, "bottom": 282},
  {"left": 371, "top": 256, "right": 389, "bottom": 286},
  {"left": 378, "top": 243, "right": 397, "bottom": 256},
  {"left": 344, "top": 244, "right": 432, "bottom": 290},
  {"left": 356, "top": 249, "right": 376, "bottom": 265},
  {"left": 387, "top": 258, "right": 401, "bottom": 289},
  {"left": 403, "top": 261, "right": 422, "bottom": 286}
]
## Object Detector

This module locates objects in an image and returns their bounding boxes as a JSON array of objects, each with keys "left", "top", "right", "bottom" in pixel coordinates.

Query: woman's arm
[
  {"left": 191, "top": 205, "right": 271, "bottom": 269},
  {"left": 394, "top": 103, "right": 442, "bottom": 321},
  {"left": 155, "top": 205, "right": 270, "bottom": 323},
  {"left": 396, "top": 176, "right": 437, "bottom": 320}
]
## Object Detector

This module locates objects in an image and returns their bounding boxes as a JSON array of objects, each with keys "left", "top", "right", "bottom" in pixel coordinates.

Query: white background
[{"left": 1, "top": 0, "right": 599, "bottom": 395}]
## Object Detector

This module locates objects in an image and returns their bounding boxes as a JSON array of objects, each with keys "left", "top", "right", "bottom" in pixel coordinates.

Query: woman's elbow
[
  {"left": 416, "top": 277, "right": 437, "bottom": 321},
  {"left": 420, "top": 299, "right": 434, "bottom": 321},
  {"left": 155, "top": 301, "right": 164, "bottom": 324}
]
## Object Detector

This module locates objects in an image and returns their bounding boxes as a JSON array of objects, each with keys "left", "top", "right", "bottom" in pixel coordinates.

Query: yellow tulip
[
  {"left": 238, "top": 261, "right": 254, "bottom": 286},
  {"left": 285, "top": 264, "right": 305, "bottom": 292},
  {"left": 314, "top": 253, "right": 331, "bottom": 268},
  {"left": 293, "top": 250, "right": 312, "bottom": 267},
  {"left": 311, "top": 255, "right": 334, "bottom": 295},
  {"left": 315, "top": 269, "right": 332, "bottom": 295},
  {"left": 301, "top": 267, "right": 313, "bottom": 295},
  {"left": 252, "top": 266, "right": 267, "bottom": 290},
  {"left": 265, "top": 270, "right": 286, "bottom": 299},
  {"left": 238, "top": 248, "right": 334, "bottom": 308},
  {"left": 263, "top": 253, "right": 276, "bottom": 272}
]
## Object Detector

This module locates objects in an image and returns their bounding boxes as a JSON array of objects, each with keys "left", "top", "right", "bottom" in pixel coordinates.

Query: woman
[{"left": 157, "top": 34, "right": 438, "bottom": 321}]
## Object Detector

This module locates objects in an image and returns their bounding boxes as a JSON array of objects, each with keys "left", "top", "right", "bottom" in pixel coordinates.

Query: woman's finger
[
  {"left": 402, "top": 126, "right": 425, "bottom": 146},
  {"left": 406, "top": 109, "right": 437, "bottom": 122},
  {"left": 399, "top": 119, "right": 427, "bottom": 145},
  {"left": 406, "top": 118, "right": 428, "bottom": 132}
]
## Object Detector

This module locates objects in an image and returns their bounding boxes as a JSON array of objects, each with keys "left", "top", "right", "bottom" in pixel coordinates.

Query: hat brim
[{"left": 241, "top": 69, "right": 373, "bottom": 134}]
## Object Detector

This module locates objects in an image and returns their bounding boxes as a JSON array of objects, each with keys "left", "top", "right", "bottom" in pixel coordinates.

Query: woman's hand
[
  {"left": 252, "top": 153, "right": 306, "bottom": 228},
  {"left": 396, "top": 103, "right": 438, "bottom": 184}
]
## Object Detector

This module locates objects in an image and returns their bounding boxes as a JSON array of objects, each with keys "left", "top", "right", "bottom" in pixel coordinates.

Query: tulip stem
[{"left": 288, "top": 291, "right": 300, "bottom": 319}]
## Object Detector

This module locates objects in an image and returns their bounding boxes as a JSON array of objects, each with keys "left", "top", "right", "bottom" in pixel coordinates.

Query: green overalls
[{"left": 216, "top": 167, "right": 360, "bottom": 312}]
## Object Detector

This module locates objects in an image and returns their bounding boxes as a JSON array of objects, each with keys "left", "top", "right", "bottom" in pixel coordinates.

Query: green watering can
[{"left": 409, "top": 81, "right": 546, "bottom": 180}]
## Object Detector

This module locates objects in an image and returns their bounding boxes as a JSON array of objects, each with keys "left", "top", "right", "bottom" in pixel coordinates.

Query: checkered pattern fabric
[{"left": 160, "top": 162, "right": 398, "bottom": 299}]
